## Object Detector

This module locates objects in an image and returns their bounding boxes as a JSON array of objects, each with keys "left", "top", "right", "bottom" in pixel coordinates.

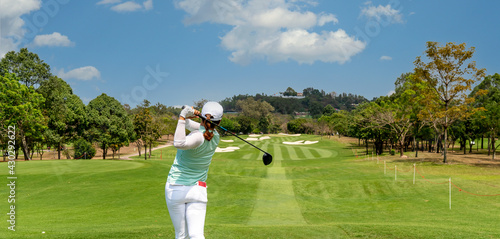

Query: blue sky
[{"left": 1, "top": 0, "right": 499, "bottom": 107}]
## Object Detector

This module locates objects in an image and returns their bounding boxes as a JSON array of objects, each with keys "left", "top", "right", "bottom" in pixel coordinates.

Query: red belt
[{"left": 197, "top": 181, "right": 207, "bottom": 187}]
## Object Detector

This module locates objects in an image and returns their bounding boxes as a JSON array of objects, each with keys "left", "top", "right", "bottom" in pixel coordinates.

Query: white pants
[{"left": 165, "top": 183, "right": 208, "bottom": 239}]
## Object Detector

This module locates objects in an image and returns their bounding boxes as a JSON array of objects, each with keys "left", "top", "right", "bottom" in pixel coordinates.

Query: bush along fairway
[{"left": 2, "top": 134, "right": 500, "bottom": 238}]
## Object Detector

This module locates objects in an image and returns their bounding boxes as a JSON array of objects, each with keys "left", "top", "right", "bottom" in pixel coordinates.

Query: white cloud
[
  {"left": 97, "top": 0, "right": 121, "bottom": 5},
  {"left": 176, "top": 0, "right": 366, "bottom": 65},
  {"left": 317, "top": 13, "right": 338, "bottom": 26},
  {"left": 32, "top": 32, "right": 74, "bottom": 47},
  {"left": 360, "top": 4, "right": 403, "bottom": 24},
  {"left": 58, "top": 66, "right": 101, "bottom": 81},
  {"left": 380, "top": 55, "right": 392, "bottom": 61},
  {"left": 0, "top": 0, "right": 41, "bottom": 57},
  {"left": 111, "top": 1, "right": 142, "bottom": 12},
  {"left": 143, "top": 0, "right": 153, "bottom": 10},
  {"left": 99, "top": 0, "right": 153, "bottom": 13},
  {"left": 387, "top": 90, "right": 395, "bottom": 96}
]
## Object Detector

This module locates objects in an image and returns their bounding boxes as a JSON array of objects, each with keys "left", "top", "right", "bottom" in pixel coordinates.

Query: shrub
[{"left": 73, "top": 139, "right": 96, "bottom": 159}]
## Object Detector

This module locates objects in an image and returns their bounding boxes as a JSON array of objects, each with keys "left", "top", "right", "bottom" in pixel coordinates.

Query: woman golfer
[{"left": 165, "top": 101, "right": 223, "bottom": 239}]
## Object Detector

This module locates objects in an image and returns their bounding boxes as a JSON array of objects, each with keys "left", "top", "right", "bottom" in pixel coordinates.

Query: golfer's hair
[{"left": 202, "top": 114, "right": 219, "bottom": 141}]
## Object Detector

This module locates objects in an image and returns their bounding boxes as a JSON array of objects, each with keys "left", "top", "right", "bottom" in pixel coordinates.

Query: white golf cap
[{"left": 201, "top": 101, "right": 223, "bottom": 121}]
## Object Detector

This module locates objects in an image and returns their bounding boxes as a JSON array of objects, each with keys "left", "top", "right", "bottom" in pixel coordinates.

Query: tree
[
  {"left": 413, "top": 42, "right": 486, "bottom": 163},
  {"left": 471, "top": 73, "right": 500, "bottom": 159},
  {"left": 132, "top": 99, "right": 168, "bottom": 160},
  {"left": 194, "top": 99, "right": 209, "bottom": 109},
  {"left": 257, "top": 116, "right": 270, "bottom": 134},
  {"left": 351, "top": 102, "right": 391, "bottom": 155},
  {"left": 308, "top": 100, "right": 323, "bottom": 118},
  {"left": 394, "top": 72, "right": 429, "bottom": 157},
  {"left": 0, "top": 74, "right": 46, "bottom": 160},
  {"left": 73, "top": 138, "right": 96, "bottom": 159},
  {"left": 237, "top": 116, "right": 253, "bottom": 134},
  {"left": 134, "top": 106, "right": 151, "bottom": 160},
  {"left": 163, "top": 114, "right": 178, "bottom": 142},
  {"left": 37, "top": 76, "right": 86, "bottom": 159},
  {"left": 236, "top": 97, "right": 274, "bottom": 119},
  {"left": 283, "top": 87, "right": 297, "bottom": 96},
  {"left": 219, "top": 117, "right": 240, "bottom": 135},
  {"left": 372, "top": 97, "right": 414, "bottom": 157},
  {"left": 0, "top": 48, "right": 52, "bottom": 88},
  {"left": 146, "top": 115, "right": 165, "bottom": 158},
  {"left": 323, "top": 104, "right": 336, "bottom": 115},
  {"left": 287, "top": 118, "right": 310, "bottom": 134},
  {"left": 86, "top": 94, "right": 134, "bottom": 159}
]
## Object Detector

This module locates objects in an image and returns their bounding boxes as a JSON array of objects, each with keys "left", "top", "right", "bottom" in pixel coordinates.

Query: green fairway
[{"left": 2, "top": 135, "right": 500, "bottom": 238}]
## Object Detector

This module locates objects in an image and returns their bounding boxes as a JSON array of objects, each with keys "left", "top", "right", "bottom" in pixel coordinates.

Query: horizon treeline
[{"left": 1, "top": 42, "right": 499, "bottom": 162}]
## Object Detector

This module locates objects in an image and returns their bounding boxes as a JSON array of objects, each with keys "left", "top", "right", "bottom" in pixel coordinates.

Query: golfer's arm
[
  {"left": 173, "top": 120, "right": 203, "bottom": 149},
  {"left": 185, "top": 119, "right": 200, "bottom": 131}
]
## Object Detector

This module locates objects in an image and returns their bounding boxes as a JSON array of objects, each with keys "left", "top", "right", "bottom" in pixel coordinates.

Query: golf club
[{"left": 182, "top": 106, "right": 272, "bottom": 165}]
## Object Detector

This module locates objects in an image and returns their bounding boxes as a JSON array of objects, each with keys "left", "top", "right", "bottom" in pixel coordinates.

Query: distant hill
[{"left": 219, "top": 87, "right": 368, "bottom": 116}]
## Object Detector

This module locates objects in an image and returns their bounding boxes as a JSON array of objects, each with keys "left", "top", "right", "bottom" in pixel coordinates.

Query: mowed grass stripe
[
  {"left": 279, "top": 144, "right": 291, "bottom": 160},
  {"left": 248, "top": 143, "right": 306, "bottom": 225},
  {"left": 294, "top": 146, "right": 307, "bottom": 159},
  {"left": 309, "top": 148, "right": 322, "bottom": 158},
  {"left": 299, "top": 147, "right": 315, "bottom": 159},
  {"left": 285, "top": 145, "right": 299, "bottom": 160}
]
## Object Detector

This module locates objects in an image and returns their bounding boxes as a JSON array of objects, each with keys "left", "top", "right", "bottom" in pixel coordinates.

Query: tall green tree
[
  {"left": 236, "top": 97, "right": 275, "bottom": 119},
  {"left": 372, "top": 96, "right": 414, "bottom": 157},
  {"left": 86, "top": 94, "right": 134, "bottom": 159},
  {"left": 394, "top": 72, "right": 428, "bottom": 157},
  {"left": 38, "top": 76, "right": 86, "bottom": 159},
  {"left": 0, "top": 73, "right": 46, "bottom": 160},
  {"left": 471, "top": 73, "right": 500, "bottom": 159},
  {"left": 257, "top": 116, "right": 270, "bottom": 134},
  {"left": 0, "top": 48, "right": 52, "bottom": 88},
  {"left": 413, "top": 42, "right": 486, "bottom": 163}
]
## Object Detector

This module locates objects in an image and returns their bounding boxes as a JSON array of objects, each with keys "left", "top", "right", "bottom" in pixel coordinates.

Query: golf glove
[{"left": 180, "top": 105, "right": 195, "bottom": 118}]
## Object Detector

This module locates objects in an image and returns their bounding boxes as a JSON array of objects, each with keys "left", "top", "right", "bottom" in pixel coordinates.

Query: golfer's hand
[
  {"left": 190, "top": 109, "right": 201, "bottom": 119},
  {"left": 180, "top": 105, "right": 195, "bottom": 119}
]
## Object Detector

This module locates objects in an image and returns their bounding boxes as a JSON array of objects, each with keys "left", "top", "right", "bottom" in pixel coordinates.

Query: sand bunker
[
  {"left": 283, "top": 140, "right": 319, "bottom": 145},
  {"left": 248, "top": 134, "right": 261, "bottom": 137},
  {"left": 278, "top": 133, "right": 301, "bottom": 136},
  {"left": 259, "top": 136, "right": 271, "bottom": 140},
  {"left": 215, "top": 147, "right": 240, "bottom": 152},
  {"left": 220, "top": 139, "right": 234, "bottom": 142},
  {"left": 246, "top": 138, "right": 259, "bottom": 141}
]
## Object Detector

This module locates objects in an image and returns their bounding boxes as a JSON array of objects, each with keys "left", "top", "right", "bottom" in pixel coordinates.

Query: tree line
[
  {"left": 1, "top": 42, "right": 498, "bottom": 162},
  {"left": 215, "top": 42, "right": 499, "bottom": 162},
  {"left": 0, "top": 48, "right": 180, "bottom": 160}
]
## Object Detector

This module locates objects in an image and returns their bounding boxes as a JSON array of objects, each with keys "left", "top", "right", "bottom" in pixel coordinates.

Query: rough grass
[{"left": 1, "top": 134, "right": 499, "bottom": 238}]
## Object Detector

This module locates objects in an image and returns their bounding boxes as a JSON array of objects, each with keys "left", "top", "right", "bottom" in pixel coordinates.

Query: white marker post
[
  {"left": 395, "top": 165, "right": 397, "bottom": 181},
  {"left": 413, "top": 164, "right": 416, "bottom": 185}
]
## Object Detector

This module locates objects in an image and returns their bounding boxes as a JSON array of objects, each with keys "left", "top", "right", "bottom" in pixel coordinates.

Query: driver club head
[{"left": 263, "top": 153, "right": 273, "bottom": 165}]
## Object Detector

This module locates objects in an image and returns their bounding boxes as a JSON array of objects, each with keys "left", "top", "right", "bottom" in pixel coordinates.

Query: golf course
[{"left": 2, "top": 134, "right": 500, "bottom": 238}]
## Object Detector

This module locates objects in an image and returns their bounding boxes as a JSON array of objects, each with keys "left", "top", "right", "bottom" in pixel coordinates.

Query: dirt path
[{"left": 120, "top": 142, "right": 173, "bottom": 160}]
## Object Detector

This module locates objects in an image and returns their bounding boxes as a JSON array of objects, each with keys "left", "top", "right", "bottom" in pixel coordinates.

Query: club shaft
[
  {"left": 219, "top": 126, "right": 268, "bottom": 154},
  {"left": 196, "top": 113, "right": 269, "bottom": 155}
]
